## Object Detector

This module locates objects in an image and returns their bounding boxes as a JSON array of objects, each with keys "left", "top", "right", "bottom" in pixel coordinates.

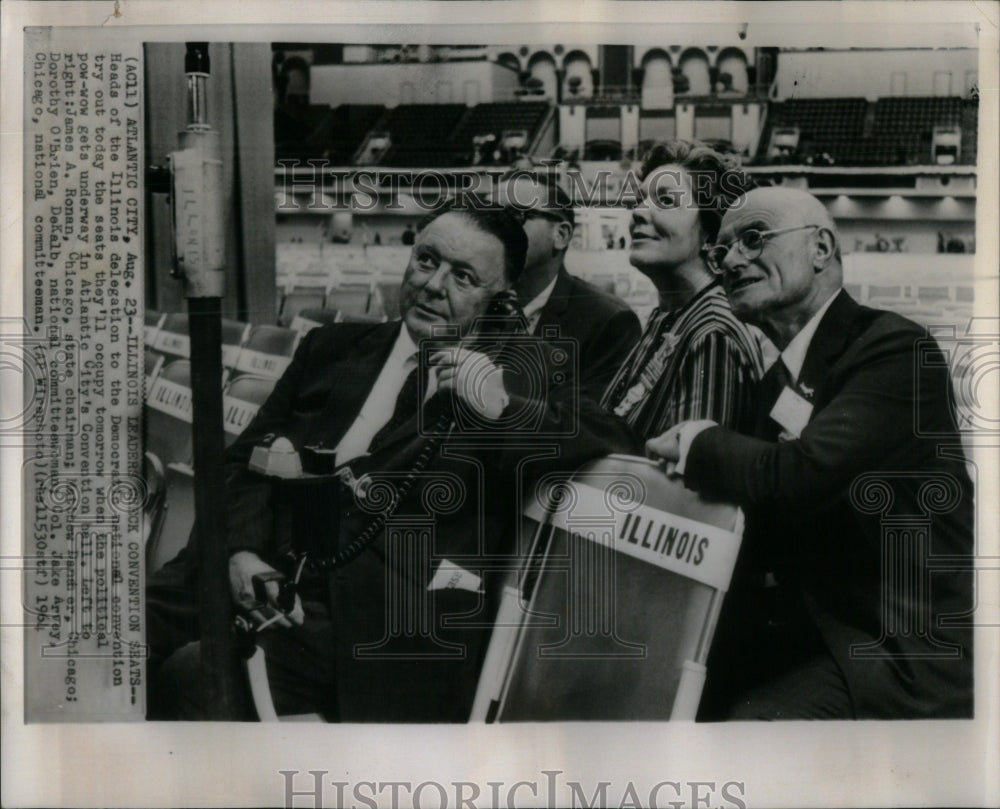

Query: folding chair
[
  {"left": 278, "top": 285, "right": 328, "bottom": 328},
  {"left": 145, "top": 359, "right": 194, "bottom": 467},
  {"left": 325, "top": 283, "right": 373, "bottom": 318},
  {"left": 145, "top": 348, "right": 164, "bottom": 391},
  {"left": 149, "top": 312, "right": 190, "bottom": 360},
  {"left": 145, "top": 309, "right": 165, "bottom": 347},
  {"left": 376, "top": 281, "right": 402, "bottom": 320},
  {"left": 232, "top": 325, "right": 300, "bottom": 380},
  {"left": 221, "top": 318, "right": 252, "bottom": 370},
  {"left": 222, "top": 374, "right": 276, "bottom": 446},
  {"left": 146, "top": 462, "right": 197, "bottom": 574},
  {"left": 290, "top": 306, "right": 342, "bottom": 335},
  {"left": 472, "top": 453, "right": 744, "bottom": 721}
]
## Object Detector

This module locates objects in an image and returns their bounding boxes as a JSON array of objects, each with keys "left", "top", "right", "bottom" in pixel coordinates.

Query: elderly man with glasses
[
  {"left": 646, "top": 186, "right": 974, "bottom": 720},
  {"left": 497, "top": 170, "right": 641, "bottom": 395}
]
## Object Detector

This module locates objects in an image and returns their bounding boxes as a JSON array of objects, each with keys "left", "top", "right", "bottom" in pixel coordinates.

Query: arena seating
[
  {"left": 379, "top": 104, "right": 468, "bottom": 167},
  {"left": 448, "top": 101, "right": 550, "bottom": 162},
  {"left": 326, "top": 104, "right": 387, "bottom": 164},
  {"left": 760, "top": 96, "right": 975, "bottom": 166}
]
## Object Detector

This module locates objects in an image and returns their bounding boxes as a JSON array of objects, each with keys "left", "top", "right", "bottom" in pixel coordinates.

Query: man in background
[{"left": 497, "top": 170, "right": 641, "bottom": 395}]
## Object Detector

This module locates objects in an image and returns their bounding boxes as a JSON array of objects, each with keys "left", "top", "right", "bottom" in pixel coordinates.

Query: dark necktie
[{"left": 368, "top": 362, "right": 421, "bottom": 452}]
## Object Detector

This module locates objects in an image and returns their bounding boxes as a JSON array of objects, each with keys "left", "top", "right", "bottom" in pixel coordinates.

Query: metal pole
[{"left": 168, "top": 42, "right": 238, "bottom": 718}]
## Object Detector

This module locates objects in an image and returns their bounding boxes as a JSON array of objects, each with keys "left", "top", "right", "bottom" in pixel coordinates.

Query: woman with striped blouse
[{"left": 602, "top": 140, "right": 764, "bottom": 438}]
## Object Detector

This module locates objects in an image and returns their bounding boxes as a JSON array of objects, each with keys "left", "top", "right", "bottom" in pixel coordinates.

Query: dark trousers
[{"left": 158, "top": 595, "right": 339, "bottom": 721}]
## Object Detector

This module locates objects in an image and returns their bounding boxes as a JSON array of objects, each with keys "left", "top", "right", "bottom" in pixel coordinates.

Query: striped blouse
[{"left": 601, "top": 281, "right": 764, "bottom": 441}]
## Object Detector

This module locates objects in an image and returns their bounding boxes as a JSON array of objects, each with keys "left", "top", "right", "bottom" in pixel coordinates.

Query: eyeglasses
[
  {"left": 703, "top": 224, "right": 819, "bottom": 274},
  {"left": 503, "top": 206, "right": 570, "bottom": 226}
]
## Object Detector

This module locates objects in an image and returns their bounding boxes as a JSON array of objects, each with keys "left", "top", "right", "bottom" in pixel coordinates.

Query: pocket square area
[{"left": 428, "top": 559, "right": 483, "bottom": 593}]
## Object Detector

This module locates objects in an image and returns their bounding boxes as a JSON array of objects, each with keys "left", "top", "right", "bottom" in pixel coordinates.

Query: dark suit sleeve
[
  {"left": 685, "top": 323, "right": 945, "bottom": 512},
  {"left": 492, "top": 337, "right": 638, "bottom": 473},
  {"left": 578, "top": 308, "right": 641, "bottom": 397},
  {"left": 222, "top": 328, "right": 322, "bottom": 556}
]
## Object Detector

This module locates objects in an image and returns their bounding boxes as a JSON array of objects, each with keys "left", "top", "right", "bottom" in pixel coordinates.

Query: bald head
[
  {"left": 715, "top": 187, "right": 842, "bottom": 348},
  {"left": 741, "top": 187, "right": 836, "bottom": 231}
]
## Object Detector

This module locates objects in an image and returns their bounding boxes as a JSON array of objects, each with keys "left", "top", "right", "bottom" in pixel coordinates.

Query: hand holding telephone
[{"left": 229, "top": 550, "right": 304, "bottom": 631}]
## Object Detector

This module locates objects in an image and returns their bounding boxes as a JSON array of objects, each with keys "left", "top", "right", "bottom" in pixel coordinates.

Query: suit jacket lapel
[
  {"left": 312, "top": 321, "right": 401, "bottom": 447},
  {"left": 796, "top": 289, "right": 861, "bottom": 407},
  {"left": 533, "top": 267, "right": 572, "bottom": 334}
]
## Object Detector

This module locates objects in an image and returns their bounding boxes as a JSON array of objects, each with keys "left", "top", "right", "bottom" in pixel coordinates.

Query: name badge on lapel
[{"left": 769, "top": 386, "right": 814, "bottom": 440}]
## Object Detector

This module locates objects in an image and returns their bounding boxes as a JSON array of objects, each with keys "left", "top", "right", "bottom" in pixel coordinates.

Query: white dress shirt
[{"left": 334, "top": 325, "right": 437, "bottom": 465}]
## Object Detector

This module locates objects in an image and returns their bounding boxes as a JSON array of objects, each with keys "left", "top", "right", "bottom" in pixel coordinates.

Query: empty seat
[
  {"left": 145, "top": 309, "right": 165, "bottom": 346},
  {"left": 233, "top": 325, "right": 300, "bottom": 380},
  {"left": 222, "top": 375, "right": 276, "bottom": 446},
  {"left": 376, "top": 281, "right": 402, "bottom": 320},
  {"left": 149, "top": 313, "right": 190, "bottom": 359},
  {"left": 278, "top": 286, "right": 328, "bottom": 328},
  {"left": 145, "top": 359, "right": 194, "bottom": 467},
  {"left": 221, "top": 319, "right": 252, "bottom": 369},
  {"left": 326, "top": 283, "right": 373, "bottom": 317},
  {"left": 146, "top": 462, "right": 196, "bottom": 574},
  {"left": 291, "top": 307, "right": 342, "bottom": 334}
]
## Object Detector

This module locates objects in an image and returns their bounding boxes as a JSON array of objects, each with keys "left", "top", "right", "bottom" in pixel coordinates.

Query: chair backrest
[
  {"left": 145, "top": 359, "right": 194, "bottom": 466},
  {"left": 292, "top": 307, "right": 342, "bottom": 335},
  {"left": 474, "top": 454, "right": 744, "bottom": 721},
  {"left": 149, "top": 312, "right": 190, "bottom": 359},
  {"left": 326, "top": 283, "right": 373, "bottom": 317},
  {"left": 278, "top": 287, "right": 328, "bottom": 328},
  {"left": 233, "top": 325, "right": 300, "bottom": 379},
  {"left": 145, "top": 310, "right": 165, "bottom": 346},
  {"left": 376, "top": 281, "right": 402, "bottom": 320},
  {"left": 146, "top": 462, "right": 196, "bottom": 574},
  {"left": 221, "top": 319, "right": 252, "bottom": 369},
  {"left": 222, "top": 375, "right": 276, "bottom": 444},
  {"left": 144, "top": 348, "right": 164, "bottom": 389}
]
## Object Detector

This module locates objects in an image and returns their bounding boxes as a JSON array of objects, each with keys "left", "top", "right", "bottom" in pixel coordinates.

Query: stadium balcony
[
  {"left": 448, "top": 101, "right": 551, "bottom": 156},
  {"left": 756, "top": 96, "right": 977, "bottom": 167},
  {"left": 376, "top": 104, "right": 468, "bottom": 167}
]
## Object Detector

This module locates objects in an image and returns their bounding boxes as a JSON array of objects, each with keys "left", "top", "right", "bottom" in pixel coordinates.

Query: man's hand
[
  {"left": 229, "top": 550, "right": 304, "bottom": 628},
  {"left": 646, "top": 420, "right": 718, "bottom": 476},
  {"left": 429, "top": 346, "right": 509, "bottom": 420}
]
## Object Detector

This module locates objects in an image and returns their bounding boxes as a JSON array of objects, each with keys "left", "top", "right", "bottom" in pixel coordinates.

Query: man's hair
[
  {"left": 416, "top": 195, "right": 529, "bottom": 287},
  {"left": 638, "top": 139, "right": 751, "bottom": 243},
  {"left": 499, "top": 168, "right": 576, "bottom": 228}
]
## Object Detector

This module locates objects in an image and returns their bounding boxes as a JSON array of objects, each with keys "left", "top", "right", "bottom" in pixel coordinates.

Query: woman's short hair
[{"left": 638, "top": 139, "right": 751, "bottom": 243}]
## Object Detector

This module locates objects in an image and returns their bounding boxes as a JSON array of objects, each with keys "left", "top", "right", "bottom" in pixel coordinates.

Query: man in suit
[
  {"left": 156, "top": 201, "right": 635, "bottom": 721},
  {"left": 646, "top": 187, "right": 974, "bottom": 719},
  {"left": 497, "top": 171, "right": 641, "bottom": 395}
]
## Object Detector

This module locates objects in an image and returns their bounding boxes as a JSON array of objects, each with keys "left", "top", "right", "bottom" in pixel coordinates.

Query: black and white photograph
[{"left": 2, "top": 2, "right": 998, "bottom": 807}]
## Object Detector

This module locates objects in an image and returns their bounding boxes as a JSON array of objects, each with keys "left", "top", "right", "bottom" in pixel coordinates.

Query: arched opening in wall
[
  {"left": 497, "top": 52, "right": 522, "bottom": 75},
  {"left": 716, "top": 48, "right": 749, "bottom": 94},
  {"left": 640, "top": 48, "right": 674, "bottom": 109},
  {"left": 563, "top": 50, "right": 594, "bottom": 100},
  {"left": 679, "top": 49, "right": 711, "bottom": 96},
  {"left": 528, "top": 51, "right": 558, "bottom": 101}
]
